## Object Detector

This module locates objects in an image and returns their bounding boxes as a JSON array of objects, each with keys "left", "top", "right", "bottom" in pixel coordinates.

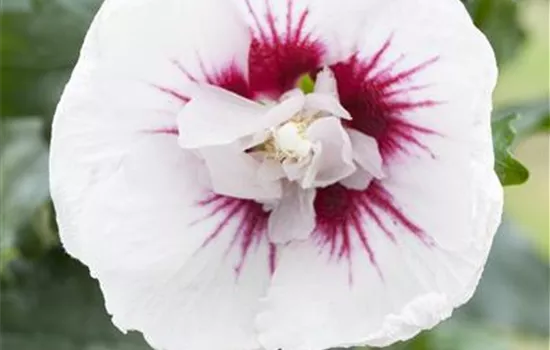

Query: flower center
[
  {"left": 258, "top": 113, "right": 319, "bottom": 162},
  {"left": 274, "top": 120, "right": 311, "bottom": 158},
  {"left": 176, "top": 67, "right": 384, "bottom": 203}
]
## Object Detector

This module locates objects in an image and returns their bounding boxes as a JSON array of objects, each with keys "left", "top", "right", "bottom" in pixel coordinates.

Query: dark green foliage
[
  {"left": 462, "top": 0, "right": 526, "bottom": 66},
  {"left": 1, "top": 0, "right": 102, "bottom": 117},
  {"left": 1, "top": 249, "right": 152, "bottom": 350}
]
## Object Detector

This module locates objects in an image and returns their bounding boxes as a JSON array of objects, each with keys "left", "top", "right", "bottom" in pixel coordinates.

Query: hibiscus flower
[{"left": 50, "top": 0, "right": 503, "bottom": 349}]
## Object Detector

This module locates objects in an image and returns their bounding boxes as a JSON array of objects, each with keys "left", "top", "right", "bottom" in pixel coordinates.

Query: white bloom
[
  {"left": 50, "top": 0, "right": 503, "bottom": 350},
  {"left": 177, "top": 68, "right": 382, "bottom": 245}
]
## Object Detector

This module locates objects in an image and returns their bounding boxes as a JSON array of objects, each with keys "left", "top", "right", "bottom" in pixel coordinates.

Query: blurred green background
[{"left": 1, "top": 0, "right": 548, "bottom": 349}]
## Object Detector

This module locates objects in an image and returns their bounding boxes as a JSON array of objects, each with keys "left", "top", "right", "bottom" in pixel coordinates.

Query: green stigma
[{"left": 297, "top": 73, "right": 315, "bottom": 94}]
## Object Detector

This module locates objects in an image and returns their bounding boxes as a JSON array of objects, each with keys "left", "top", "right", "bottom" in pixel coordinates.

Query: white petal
[
  {"left": 200, "top": 143, "right": 282, "bottom": 200},
  {"left": 347, "top": 129, "right": 385, "bottom": 179},
  {"left": 282, "top": 157, "right": 311, "bottom": 182},
  {"left": 314, "top": 67, "right": 339, "bottom": 97},
  {"left": 280, "top": 88, "right": 305, "bottom": 102},
  {"left": 305, "top": 93, "right": 351, "bottom": 120},
  {"left": 258, "top": 165, "right": 502, "bottom": 350},
  {"left": 258, "top": 158, "right": 287, "bottom": 182},
  {"left": 268, "top": 183, "right": 316, "bottom": 244},
  {"left": 254, "top": 0, "right": 501, "bottom": 349},
  {"left": 74, "top": 137, "right": 272, "bottom": 350},
  {"left": 340, "top": 168, "right": 375, "bottom": 191},
  {"left": 303, "top": 117, "right": 355, "bottom": 188}
]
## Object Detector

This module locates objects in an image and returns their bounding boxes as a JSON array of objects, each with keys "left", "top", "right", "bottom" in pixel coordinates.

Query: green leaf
[
  {"left": 492, "top": 114, "right": 529, "bottom": 186},
  {"left": 0, "top": 118, "right": 51, "bottom": 277},
  {"left": 495, "top": 99, "right": 550, "bottom": 137},
  {"left": 458, "top": 220, "right": 550, "bottom": 336},
  {"left": 1, "top": 68, "right": 72, "bottom": 120},
  {"left": 1, "top": 0, "right": 32, "bottom": 12},
  {"left": 1, "top": 249, "right": 152, "bottom": 350},
  {"left": 1, "top": 0, "right": 103, "bottom": 118},
  {"left": 462, "top": 0, "right": 526, "bottom": 66}
]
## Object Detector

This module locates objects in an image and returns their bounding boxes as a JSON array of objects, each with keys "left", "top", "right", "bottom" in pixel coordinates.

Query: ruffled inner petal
[
  {"left": 178, "top": 85, "right": 306, "bottom": 149},
  {"left": 282, "top": 156, "right": 312, "bottom": 182},
  {"left": 258, "top": 158, "right": 287, "bottom": 182},
  {"left": 200, "top": 144, "right": 282, "bottom": 200},
  {"left": 303, "top": 117, "right": 356, "bottom": 188}
]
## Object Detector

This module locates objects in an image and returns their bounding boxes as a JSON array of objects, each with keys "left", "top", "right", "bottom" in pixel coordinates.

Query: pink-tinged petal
[
  {"left": 347, "top": 129, "right": 385, "bottom": 178},
  {"left": 268, "top": 183, "right": 316, "bottom": 244},
  {"left": 303, "top": 117, "right": 355, "bottom": 188},
  {"left": 200, "top": 144, "right": 282, "bottom": 201},
  {"left": 255, "top": 0, "right": 501, "bottom": 349}
]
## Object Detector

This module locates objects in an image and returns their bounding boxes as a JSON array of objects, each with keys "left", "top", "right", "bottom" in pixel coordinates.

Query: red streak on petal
[
  {"left": 197, "top": 194, "right": 274, "bottom": 276},
  {"left": 245, "top": 0, "right": 269, "bottom": 42},
  {"left": 187, "top": 0, "right": 325, "bottom": 277},
  {"left": 285, "top": 0, "right": 293, "bottom": 42},
  {"left": 154, "top": 18, "right": 441, "bottom": 279},
  {"left": 367, "top": 184, "right": 433, "bottom": 245},
  {"left": 247, "top": 0, "right": 325, "bottom": 99},
  {"left": 171, "top": 59, "right": 199, "bottom": 83},
  {"left": 362, "top": 37, "right": 393, "bottom": 78},
  {"left": 268, "top": 243, "right": 277, "bottom": 275},
  {"left": 149, "top": 127, "right": 179, "bottom": 136},
  {"left": 376, "top": 57, "right": 439, "bottom": 92},
  {"left": 311, "top": 38, "right": 439, "bottom": 278},
  {"left": 314, "top": 184, "right": 376, "bottom": 265},
  {"left": 152, "top": 85, "right": 190, "bottom": 103},
  {"left": 314, "top": 182, "right": 433, "bottom": 275},
  {"left": 157, "top": 1, "right": 325, "bottom": 103},
  {"left": 382, "top": 84, "right": 431, "bottom": 99},
  {"left": 331, "top": 37, "right": 440, "bottom": 160},
  {"left": 205, "top": 60, "right": 253, "bottom": 99}
]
